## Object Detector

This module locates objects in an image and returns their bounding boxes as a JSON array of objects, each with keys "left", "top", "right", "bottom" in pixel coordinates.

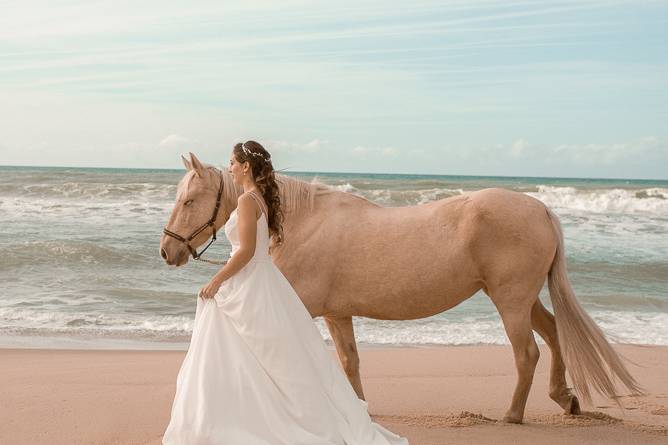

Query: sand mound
[
  {"left": 536, "top": 411, "right": 622, "bottom": 427},
  {"left": 372, "top": 411, "right": 497, "bottom": 428},
  {"left": 531, "top": 411, "right": 667, "bottom": 436}
]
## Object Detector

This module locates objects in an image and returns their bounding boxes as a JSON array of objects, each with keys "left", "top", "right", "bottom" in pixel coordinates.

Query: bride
[{"left": 162, "top": 141, "right": 409, "bottom": 444}]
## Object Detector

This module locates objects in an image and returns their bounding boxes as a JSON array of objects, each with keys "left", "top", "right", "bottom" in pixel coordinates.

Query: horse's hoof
[
  {"left": 503, "top": 415, "right": 523, "bottom": 424},
  {"left": 567, "top": 395, "right": 581, "bottom": 415}
]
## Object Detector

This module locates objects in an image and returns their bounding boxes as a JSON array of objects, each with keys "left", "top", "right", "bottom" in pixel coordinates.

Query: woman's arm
[
  {"left": 211, "top": 193, "right": 258, "bottom": 282},
  {"left": 199, "top": 193, "right": 258, "bottom": 298}
]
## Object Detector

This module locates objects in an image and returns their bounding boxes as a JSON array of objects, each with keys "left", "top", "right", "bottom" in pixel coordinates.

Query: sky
[{"left": 1, "top": 0, "right": 667, "bottom": 179}]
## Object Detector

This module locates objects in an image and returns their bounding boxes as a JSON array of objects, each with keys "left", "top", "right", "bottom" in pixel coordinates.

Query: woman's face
[{"left": 228, "top": 152, "right": 248, "bottom": 186}]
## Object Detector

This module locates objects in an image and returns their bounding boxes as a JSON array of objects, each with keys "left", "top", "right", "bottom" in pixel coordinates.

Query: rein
[{"left": 163, "top": 168, "right": 227, "bottom": 265}]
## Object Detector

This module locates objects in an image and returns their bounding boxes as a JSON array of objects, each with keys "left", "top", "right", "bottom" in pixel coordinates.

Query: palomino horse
[{"left": 160, "top": 153, "right": 641, "bottom": 424}]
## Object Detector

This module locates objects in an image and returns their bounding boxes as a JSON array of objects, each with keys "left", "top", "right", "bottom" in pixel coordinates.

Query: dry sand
[{"left": 1, "top": 344, "right": 666, "bottom": 445}]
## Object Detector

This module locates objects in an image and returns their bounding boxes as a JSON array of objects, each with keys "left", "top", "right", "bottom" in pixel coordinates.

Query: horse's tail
[{"left": 544, "top": 206, "right": 643, "bottom": 405}]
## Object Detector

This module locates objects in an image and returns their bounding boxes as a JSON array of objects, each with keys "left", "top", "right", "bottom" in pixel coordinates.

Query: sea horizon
[{"left": 2, "top": 163, "right": 666, "bottom": 183}]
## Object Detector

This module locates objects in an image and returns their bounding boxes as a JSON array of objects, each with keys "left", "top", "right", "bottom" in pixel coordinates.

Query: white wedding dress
[{"left": 162, "top": 191, "right": 409, "bottom": 445}]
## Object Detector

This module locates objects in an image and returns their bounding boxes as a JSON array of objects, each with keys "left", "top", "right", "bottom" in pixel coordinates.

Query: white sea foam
[
  {"left": 361, "top": 187, "right": 464, "bottom": 206},
  {"left": 0, "top": 306, "right": 194, "bottom": 337},
  {"left": 351, "top": 185, "right": 668, "bottom": 216},
  {"left": 527, "top": 186, "right": 668, "bottom": 215},
  {"left": 0, "top": 180, "right": 176, "bottom": 221},
  {"left": 3, "top": 305, "right": 664, "bottom": 346},
  {"left": 17, "top": 182, "right": 176, "bottom": 200},
  {"left": 416, "top": 188, "right": 465, "bottom": 204},
  {"left": 0, "top": 196, "right": 173, "bottom": 221},
  {"left": 333, "top": 183, "right": 357, "bottom": 193},
  {"left": 312, "top": 310, "right": 668, "bottom": 346},
  {"left": 4, "top": 181, "right": 666, "bottom": 222},
  {"left": 592, "top": 311, "right": 668, "bottom": 345}
]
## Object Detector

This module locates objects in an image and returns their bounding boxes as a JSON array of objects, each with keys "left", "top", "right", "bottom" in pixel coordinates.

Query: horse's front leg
[{"left": 324, "top": 315, "right": 365, "bottom": 400}]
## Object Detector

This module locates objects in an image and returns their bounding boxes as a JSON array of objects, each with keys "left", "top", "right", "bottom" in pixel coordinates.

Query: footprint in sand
[
  {"left": 618, "top": 394, "right": 668, "bottom": 416},
  {"left": 649, "top": 406, "right": 668, "bottom": 416}
]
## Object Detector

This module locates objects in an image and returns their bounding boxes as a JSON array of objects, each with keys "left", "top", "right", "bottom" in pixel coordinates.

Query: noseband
[{"left": 163, "top": 169, "right": 225, "bottom": 263}]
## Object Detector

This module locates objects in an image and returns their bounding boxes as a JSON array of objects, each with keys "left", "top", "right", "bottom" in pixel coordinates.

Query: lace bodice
[{"left": 224, "top": 192, "right": 271, "bottom": 262}]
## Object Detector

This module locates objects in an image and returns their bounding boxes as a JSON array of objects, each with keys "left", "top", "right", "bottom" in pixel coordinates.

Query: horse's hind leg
[
  {"left": 531, "top": 300, "right": 581, "bottom": 414},
  {"left": 324, "top": 316, "right": 365, "bottom": 400},
  {"left": 496, "top": 299, "right": 540, "bottom": 424}
]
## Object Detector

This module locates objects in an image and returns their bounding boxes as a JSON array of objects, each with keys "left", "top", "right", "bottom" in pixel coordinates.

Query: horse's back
[
  {"left": 466, "top": 187, "right": 547, "bottom": 216},
  {"left": 462, "top": 187, "right": 558, "bottom": 281}
]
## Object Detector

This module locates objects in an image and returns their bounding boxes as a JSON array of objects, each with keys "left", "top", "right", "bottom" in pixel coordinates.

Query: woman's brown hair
[{"left": 233, "top": 141, "right": 284, "bottom": 250}]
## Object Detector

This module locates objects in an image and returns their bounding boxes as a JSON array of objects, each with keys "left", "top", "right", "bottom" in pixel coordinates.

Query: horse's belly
[{"left": 327, "top": 273, "right": 482, "bottom": 320}]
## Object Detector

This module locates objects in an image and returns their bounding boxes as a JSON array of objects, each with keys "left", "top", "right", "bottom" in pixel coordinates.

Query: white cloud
[
  {"left": 269, "top": 139, "right": 326, "bottom": 154},
  {"left": 351, "top": 145, "right": 369, "bottom": 156},
  {"left": 510, "top": 138, "right": 527, "bottom": 157},
  {"left": 303, "top": 139, "right": 324, "bottom": 152},
  {"left": 549, "top": 136, "right": 663, "bottom": 165},
  {"left": 382, "top": 147, "right": 399, "bottom": 157},
  {"left": 159, "top": 134, "right": 191, "bottom": 149},
  {"left": 351, "top": 145, "right": 399, "bottom": 158}
]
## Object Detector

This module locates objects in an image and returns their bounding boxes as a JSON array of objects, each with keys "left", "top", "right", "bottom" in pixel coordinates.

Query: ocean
[{"left": 0, "top": 165, "right": 666, "bottom": 350}]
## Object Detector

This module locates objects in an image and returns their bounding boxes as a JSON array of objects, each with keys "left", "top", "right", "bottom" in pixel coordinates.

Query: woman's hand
[{"left": 199, "top": 277, "right": 224, "bottom": 300}]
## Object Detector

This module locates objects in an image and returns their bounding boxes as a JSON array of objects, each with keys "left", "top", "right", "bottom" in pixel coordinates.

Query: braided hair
[{"left": 233, "top": 141, "right": 284, "bottom": 250}]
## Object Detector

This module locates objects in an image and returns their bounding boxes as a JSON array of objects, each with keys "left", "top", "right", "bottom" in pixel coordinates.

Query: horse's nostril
[{"left": 160, "top": 248, "right": 168, "bottom": 260}]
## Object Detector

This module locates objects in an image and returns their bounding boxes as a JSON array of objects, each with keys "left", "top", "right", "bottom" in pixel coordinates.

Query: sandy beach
[{"left": 1, "top": 344, "right": 666, "bottom": 445}]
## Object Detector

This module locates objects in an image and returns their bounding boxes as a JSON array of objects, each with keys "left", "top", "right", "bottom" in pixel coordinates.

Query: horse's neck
[
  {"left": 281, "top": 180, "right": 378, "bottom": 224},
  {"left": 270, "top": 184, "right": 378, "bottom": 267},
  {"left": 213, "top": 173, "right": 243, "bottom": 231}
]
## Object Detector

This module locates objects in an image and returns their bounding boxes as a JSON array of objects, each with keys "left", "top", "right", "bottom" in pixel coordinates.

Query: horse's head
[{"left": 160, "top": 152, "right": 237, "bottom": 266}]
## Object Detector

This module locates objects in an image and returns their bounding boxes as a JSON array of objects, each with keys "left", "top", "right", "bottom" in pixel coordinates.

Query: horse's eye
[{"left": 184, "top": 199, "right": 194, "bottom": 206}]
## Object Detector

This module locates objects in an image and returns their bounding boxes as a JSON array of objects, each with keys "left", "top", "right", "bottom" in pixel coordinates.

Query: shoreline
[
  {"left": 2, "top": 344, "right": 666, "bottom": 444},
  {"left": 0, "top": 340, "right": 668, "bottom": 353},
  {"left": 1, "top": 333, "right": 665, "bottom": 351}
]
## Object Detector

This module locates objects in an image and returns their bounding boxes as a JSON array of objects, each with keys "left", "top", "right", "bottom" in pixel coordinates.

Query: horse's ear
[
  {"left": 189, "top": 152, "right": 205, "bottom": 177},
  {"left": 181, "top": 154, "right": 192, "bottom": 171}
]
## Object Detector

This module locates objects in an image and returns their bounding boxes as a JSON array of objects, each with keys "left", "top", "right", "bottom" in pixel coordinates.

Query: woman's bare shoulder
[{"left": 237, "top": 192, "right": 261, "bottom": 216}]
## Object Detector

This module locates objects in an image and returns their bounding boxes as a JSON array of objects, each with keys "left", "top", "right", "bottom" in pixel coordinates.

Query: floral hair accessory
[{"left": 241, "top": 142, "right": 270, "bottom": 162}]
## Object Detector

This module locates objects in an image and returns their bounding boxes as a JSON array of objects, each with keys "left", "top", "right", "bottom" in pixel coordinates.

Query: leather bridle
[{"left": 163, "top": 168, "right": 225, "bottom": 262}]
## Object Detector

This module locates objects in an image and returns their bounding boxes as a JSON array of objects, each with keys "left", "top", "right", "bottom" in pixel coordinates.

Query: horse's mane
[
  {"left": 275, "top": 173, "right": 335, "bottom": 213},
  {"left": 179, "top": 163, "right": 337, "bottom": 214}
]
